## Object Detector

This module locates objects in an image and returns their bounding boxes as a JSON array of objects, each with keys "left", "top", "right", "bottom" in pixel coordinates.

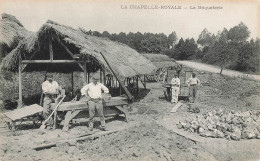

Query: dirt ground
[{"left": 0, "top": 68, "right": 260, "bottom": 161}]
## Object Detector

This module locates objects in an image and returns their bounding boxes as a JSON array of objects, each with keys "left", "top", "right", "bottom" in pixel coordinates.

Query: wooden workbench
[{"left": 51, "top": 97, "right": 129, "bottom": 131}]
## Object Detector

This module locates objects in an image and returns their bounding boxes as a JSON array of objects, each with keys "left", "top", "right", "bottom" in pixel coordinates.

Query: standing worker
[
  {"left": 81, "top": 74, "right": 109, "bottom": 131},
  {"left": 186, "top": 72, "right": 200, "bottom": 103},
  {"left": 42, "top": 73, "right": 60, "bottom": 129},
  {"left": 171, "top": 73, "right": 180, "bottom": 103}
]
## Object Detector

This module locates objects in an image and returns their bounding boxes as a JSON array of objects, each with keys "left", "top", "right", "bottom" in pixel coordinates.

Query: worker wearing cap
[
  {"left": 81, "top": 74, "right": 109, "bottom": 131},
  {"left": 171, "top": 73, "right": 180, "bottom": 103},
  {"left": 186, "top": 73, "right": 200, "bottom": 103},
  {"left": 42, "top": 74, "right": 60, "bottom": 128}
]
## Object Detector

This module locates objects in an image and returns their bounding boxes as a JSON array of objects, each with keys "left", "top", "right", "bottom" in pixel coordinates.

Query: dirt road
[{"left": 177, "top": 61, "right": 260, "bottom": 81}]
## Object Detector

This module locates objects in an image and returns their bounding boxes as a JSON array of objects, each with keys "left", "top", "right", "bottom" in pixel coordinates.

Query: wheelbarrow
[{"left": 2, "top": 104, "right": 44, "bottom": 131}]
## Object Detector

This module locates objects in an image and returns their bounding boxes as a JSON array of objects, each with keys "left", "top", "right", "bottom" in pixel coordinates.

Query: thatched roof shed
[
  {"left": 141, "top": 54, "right": 179, "bottom": 69},
  {"left": 2, "top": 20, "right": 157, "bottom": 78},
  {"left": 0, "top": 13, "right": 33, "bottom": 49}
]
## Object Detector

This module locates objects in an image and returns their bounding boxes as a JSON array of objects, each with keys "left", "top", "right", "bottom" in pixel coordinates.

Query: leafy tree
[
  {"left": 197, "top": 28, "right": 216, "bottom": 47},
  {"left": 102, "top": 31, "right": 110, "bottom": 38},
  {"left": 172, "top": 38, "right": 198, "bottom": 60},
  {"left": 209, "top": 40, "right": 238, "bottom": 74},
  {"left": 228, "top": 22, "right": 250, "bottom": 43},
  {"left": 167, "top": 31, "right": 178, "bottom": 49}
]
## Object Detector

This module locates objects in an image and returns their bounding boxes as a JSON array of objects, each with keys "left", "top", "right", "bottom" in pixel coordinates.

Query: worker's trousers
[
  {"left": 43, "top": 95, "right": 55, "bottom": 126},
  {"left": 171, "top": 86, "right": 180, "bottom": 103},
  {"left": 88, "top": 100, "right": 105, "bottom": 129},
  {"left": 189, "top": 85, "right": 198, "bottom": 103}
]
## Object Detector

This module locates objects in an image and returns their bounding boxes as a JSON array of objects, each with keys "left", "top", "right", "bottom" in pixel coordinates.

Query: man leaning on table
[{"left": 81, "top": 74, "right": 109, "bottom": 131}]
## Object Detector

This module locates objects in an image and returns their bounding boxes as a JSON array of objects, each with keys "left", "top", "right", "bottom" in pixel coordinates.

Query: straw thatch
[
  {"left": 2, "top": 20, "right": 157, "bottom": 78},
  {"left": 141, "top": 54, "right": 179, "bottom": 69},
  {"left": 0, "top": 13, "right": 33, "bottom": 48}
]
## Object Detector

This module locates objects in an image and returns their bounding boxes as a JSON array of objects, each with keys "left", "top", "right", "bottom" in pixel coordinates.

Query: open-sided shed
[{"left": 1, "top": 20, "right": 157, "bottom": 105}]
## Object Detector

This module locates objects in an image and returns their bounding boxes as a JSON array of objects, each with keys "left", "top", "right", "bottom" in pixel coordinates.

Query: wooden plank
[
  {"left": 52, "top": 97, "right": 128, "bottom": 111},
  {"left": 4, "top": 104, "right": 43, "bottom": 121},
  {"left": 170, "top": 102, "right": 182, "bottom": 113},
  {"left": 21, "top": 60, "right": 84, "bottom": 63},
  {"left": 33, "top": 130, "right": 119, "bottom": 151}
]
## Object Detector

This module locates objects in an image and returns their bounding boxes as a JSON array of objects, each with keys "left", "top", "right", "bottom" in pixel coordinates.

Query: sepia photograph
[{"left": 0, "top": 0, "right": 259, "bottom": 160}]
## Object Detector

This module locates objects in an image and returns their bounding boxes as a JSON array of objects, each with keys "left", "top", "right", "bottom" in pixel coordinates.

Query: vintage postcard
[{"left": 0, "top": 0, "right": 259, "bottom": 160}]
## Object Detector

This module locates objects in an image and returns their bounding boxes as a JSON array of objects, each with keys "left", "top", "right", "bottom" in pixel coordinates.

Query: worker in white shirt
[
  {"left": 171, "top": 73, "right": 180, "bottom": 103},
  {"left": 42, "top": 73, "right": 60, "bottom": 128},
  {"left": 81, "top": 74, "right": 109, "bottom": 131},
  {"left": 186, "top": 73, "right": 200, "bottom": 103}
]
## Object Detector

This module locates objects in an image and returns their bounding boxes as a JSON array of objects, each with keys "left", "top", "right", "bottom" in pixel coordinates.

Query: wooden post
[
  {"left": 103, "top": 67, "right": 106, "bottom": 85},
  {"left": 100, "top": 69, "right": 102, "bottom": 83},
  {"left": 18, "top": 59, "right": 23, "bottom": 108},
  {"left": 84, "top": 61, "right": 87, "bottom": 85},
  {"left": 49, "top": 36, "right": 53, "bottom": 61},
  {"left": 119, "top": 84, "right": 122, "bottom": 95},
  {"left": 71, "top": 71, "right": 74, "bottom": 96},
  {"left": 136, "top": 76, "right": 139, "bottom": 94},
  {"left": 144, "top": 75, "right": 146, "bottom": 89},
  {"left": 88, "top": 71, "right": 90, "bottom": 83}
]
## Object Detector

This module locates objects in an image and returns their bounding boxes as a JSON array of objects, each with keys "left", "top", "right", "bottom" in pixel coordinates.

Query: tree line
[{"left": 81, "top": 22, "right": 259, "bottom": 74}]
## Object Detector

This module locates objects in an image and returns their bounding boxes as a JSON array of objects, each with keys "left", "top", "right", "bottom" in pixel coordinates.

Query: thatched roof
[
  {"left": 142, "top": 54, "right": 179, "bottom": 69},
  {"left": 2, "top": 20, "right": 157, "bottom": 78},
  {"left": 0, "top": 13, "right": 33, "bottom": 49}
]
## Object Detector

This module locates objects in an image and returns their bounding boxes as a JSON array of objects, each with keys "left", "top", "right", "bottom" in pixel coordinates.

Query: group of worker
[
  {"left": 42, "top": 73, "right": 109, "bottom": 131},
  {"left": 170, "top": 72, "right": 200, "bottom": 104},
  {"left": 41, "top": 72, "right": 200, "bottom": 131}
]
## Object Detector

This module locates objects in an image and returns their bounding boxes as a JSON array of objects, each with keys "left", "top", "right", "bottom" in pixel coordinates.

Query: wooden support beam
[
  {"left": 88, "top": 71, "right": 90, "bottom": 83},
  {"left": 144, "top": 75, "right": 146, "bottom": 89},
  {"left": 99, "top": 52, "right": 133, "bottom": 101},
  {"left": 136, "top": 76, "right": 139, "bottom": 93},
  {"left": 103, "top": 67, "right": 106, "bottom": 85},
  {"left": 84, "top": 62, "right": 87, "bottom": 85},
  {"left": 21, "top": 60, "right": 84, "bottom": 63},
  {"left": 49, "top": 36, "right": 54, "bottom": 61},
  {"left": 18, "top": 59, "right": 23, "bottom": 108},
  {"left": 138, "top": 75, "right": 146, "bottom": 89},
  {"left": 100, "top": 69, "right": 102, "bottom": 83},
  {"left": 53, "top": 34, "right": 84, "bottom": 71},
  {"left": 71, "top": 71, "right": 74, "bottom": 96}
]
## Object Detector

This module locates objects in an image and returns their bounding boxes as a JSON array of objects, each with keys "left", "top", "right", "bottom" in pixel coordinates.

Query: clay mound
[{"left": 75, "top": 122, "right": 209, "bottom": 161}]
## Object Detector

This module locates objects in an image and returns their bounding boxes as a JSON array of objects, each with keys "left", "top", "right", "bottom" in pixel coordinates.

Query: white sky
[{"left": 0, "top": 0, "right": 259, "bottom": 40}]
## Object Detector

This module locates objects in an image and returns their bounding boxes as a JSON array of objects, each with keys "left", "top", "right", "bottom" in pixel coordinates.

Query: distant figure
[
  {"left": 171, "top": 73, "right": 180, "bottom": 103},
  {"left": 42, "top": 73, "right": 60, "bottom": 129},
  {"left": 81, "top": 74, "right": 109, "bottom": 131},
  {"left": 186, "top": 73, "right": 200, "bottom": 103}
]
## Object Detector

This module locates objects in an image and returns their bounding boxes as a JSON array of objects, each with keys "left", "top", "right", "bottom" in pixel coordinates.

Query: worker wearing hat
[
  {"left": 186, "top": 72, "right": 200, "bottom": 103},
  {"left": 171, "top": 73, "right": 180, "bottom": 103},
  {"left": 81, "top": 73, "right": 109, "bottom": 131},
  {"left": 42, "top": 73, "right": 60, "bottom": 129}
]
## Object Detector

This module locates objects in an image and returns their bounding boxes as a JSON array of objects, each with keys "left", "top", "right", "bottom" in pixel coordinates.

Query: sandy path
[{"left": 177, "top": 61, "right": 260, "bottom": 81}]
